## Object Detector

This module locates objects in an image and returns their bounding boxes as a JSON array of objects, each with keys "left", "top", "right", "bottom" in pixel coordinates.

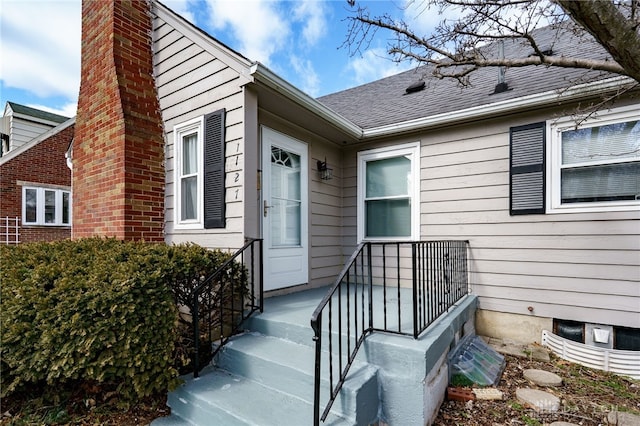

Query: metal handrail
[
  {"left": 310, "top": 240, "right": 469, "bottom": 425},
  {"left": 310, "top": 243, "right": 370, "bottom": 425},
  {"left": 192, "top": 238, "right": 263, "bottom": 376}
]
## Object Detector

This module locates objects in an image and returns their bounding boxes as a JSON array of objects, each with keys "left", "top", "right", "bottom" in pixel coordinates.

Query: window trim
[
  {"left": 546, "top": 105, "right": 640, "bottom": 214},
  {"left": 174, "top": 117, "right": 204, "bottom": 229},
  {"left": 22, "top": 186, "right": 71, "bottom": 226},
  {"left": 357, "top": 142, "right": 420, "bottom": 242}
]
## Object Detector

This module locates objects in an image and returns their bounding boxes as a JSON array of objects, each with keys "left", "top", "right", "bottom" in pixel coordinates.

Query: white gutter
[
  {"left": 362, "top": 76, "right": 636, "bottom": 139},
  {"left": 249, "top": 62, "right": 363, "bottom": 139}
]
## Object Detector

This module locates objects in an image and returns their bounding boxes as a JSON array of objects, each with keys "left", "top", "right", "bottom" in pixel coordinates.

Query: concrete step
[
  {"left": 160, "top": 369, "right": 355, "bottom": 426},
  {"left": 243, "top": 311, "right": 315, "bottom": 346},
  {"left": 244, "top": 308, "right": 377, "bottom": 353},
  {"left": 216, "top": 332, "right": 380, "bottom": 425}
]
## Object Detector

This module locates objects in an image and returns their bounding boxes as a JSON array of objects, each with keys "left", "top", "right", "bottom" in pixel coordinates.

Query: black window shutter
[
  {"left": 510, "top": 122, "right": 546, "bottom": 215},
  {"left": 204, "top": 109, "right": 226, "bottom": 229}
]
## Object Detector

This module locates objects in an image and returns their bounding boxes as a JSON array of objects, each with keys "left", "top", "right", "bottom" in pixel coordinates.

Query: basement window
[
  {"left": 22, "top": 186, "right": 71, "bottom": 226},
  {"left": 547, "top": 105, "right": 640, "bottom": 213}
]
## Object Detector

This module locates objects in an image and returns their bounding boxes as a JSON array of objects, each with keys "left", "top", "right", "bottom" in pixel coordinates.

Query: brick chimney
[{"left": 73, "top": 0, "right": 165, "bottom": 241}]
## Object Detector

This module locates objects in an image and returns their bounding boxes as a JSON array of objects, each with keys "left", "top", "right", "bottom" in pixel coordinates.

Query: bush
[
  {"left": 164, "top": 243, "right": 249, "bottom": 373},
  {"left": 0, "top": 238, "right": 245, "bottom": 402}
]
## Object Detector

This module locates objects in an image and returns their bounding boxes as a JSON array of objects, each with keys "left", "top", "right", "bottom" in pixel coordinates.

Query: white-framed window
[
  {"left": 357, "top": 142, "right": 420, "bottom": 241},
  {"left": 22, "top": 186, "right": 71, "bottom": 226},
  {"left": 174, "top": 117, "right": 204, "bottom": 228},
  {"left": 547, "top": 105, "right": 640, "bottom": 213}
]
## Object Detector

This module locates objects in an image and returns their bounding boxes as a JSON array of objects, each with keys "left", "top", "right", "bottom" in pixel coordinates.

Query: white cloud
[
  {"left": 203, "top": 0, "right": 290, "bottom": 64},
  {"left": 289, "top": 55, "right": 320, "bottom": 97},
  {"left": 402, "top": 0, "right": 458, "bottom": 37},
  {"left": 346, "top": 48, "right": 412, "bottom": 86},
  {"left": 28, "top": 102, "right": 77, "bottom": 118},
  {"left": 292, "top": 0, "right": 328, "bottom": 46},
  {"left": 164, "top": 0, "right": 196, "bottom": 23},
  {"left": 0, "top": 0, "right": 81, "bottom": 100}
]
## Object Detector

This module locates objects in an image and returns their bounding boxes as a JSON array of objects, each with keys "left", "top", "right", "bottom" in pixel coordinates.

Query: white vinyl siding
[
  {"left": 8, "top": 117, "right": 62, "bottom": 152},
  {"left": 548, "top": 105, "right": 640, "bottom": 213}
]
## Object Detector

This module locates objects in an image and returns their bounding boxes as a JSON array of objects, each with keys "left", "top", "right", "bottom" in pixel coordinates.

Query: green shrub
[
  {"left": 167, "top": 243, "right": 249, "bottom": 372},
  {"left": 0, "top": 238, "right": 246, "bottom": 402}
]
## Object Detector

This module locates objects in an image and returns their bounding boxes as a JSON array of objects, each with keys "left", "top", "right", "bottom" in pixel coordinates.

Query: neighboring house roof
[
  {"left": 317, "top": 23, "right": 627, "bottom": 133},
  {"left": 0, "top": 117, "right": 75, "bottom": 166},
  {"left": 5, "top": 101, "right": 70, "bottom": 124}
]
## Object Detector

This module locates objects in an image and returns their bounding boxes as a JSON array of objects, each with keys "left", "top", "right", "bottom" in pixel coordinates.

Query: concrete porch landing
[{"left": 153, "top": 286, "right": 477, "bottom": 426}]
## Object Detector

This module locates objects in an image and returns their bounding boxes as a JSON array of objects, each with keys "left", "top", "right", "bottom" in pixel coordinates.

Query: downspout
[{"left": 65, "top": 138, "right": 73, "bottom": 170}]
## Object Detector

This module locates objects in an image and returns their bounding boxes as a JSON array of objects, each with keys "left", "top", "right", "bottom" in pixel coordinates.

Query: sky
[{"left": 0, "top": 0, "right": 445, "bottom": 119}]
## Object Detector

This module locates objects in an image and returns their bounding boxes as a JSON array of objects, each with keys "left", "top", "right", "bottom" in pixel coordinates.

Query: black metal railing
[
  {"left": 310, "top": 240, "right": 469, "bottom": 425},
  {"left": 192, "top": 238, "right": 263, "bottom": 377}
]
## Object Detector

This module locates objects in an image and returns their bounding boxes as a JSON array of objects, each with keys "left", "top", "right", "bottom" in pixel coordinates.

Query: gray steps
[
  {"left": 154, "top": 312, "right": 381, "bottom": 426},
  {"left": 243, "top": 311, "right": 315, "bottom": 346},
  {"left": 217, "top": 332, "right": 380, "bottom": 424},
  {"left": 165, "top": 369, "right": 354, "bottom": 426}
]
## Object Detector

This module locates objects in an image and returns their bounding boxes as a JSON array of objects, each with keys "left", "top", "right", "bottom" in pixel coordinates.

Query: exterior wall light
[{"left": 317, "top": 158, "right": 332, "bottom": 180}]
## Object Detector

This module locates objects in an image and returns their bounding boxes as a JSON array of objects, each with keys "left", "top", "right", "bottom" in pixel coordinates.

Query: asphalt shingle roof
[
  {"left": 6, "top": 101, "right": 70, "bottom": 124},
  {"left": 317, "top": 24, "right": 616, "bottom": 130}
]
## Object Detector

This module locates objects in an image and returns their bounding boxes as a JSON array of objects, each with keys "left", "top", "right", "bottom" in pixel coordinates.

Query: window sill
[
  {"left": 361, "top": 236, "right": 416, "bottom": 243},
  {"left": 174, "top": 223, "right": 204, "bottom": 230},
  {"left": 22, "top": 224, "right": 71, "bottom": 228},
  {"left": 547, "top": 201, "right": 640, "bottom": 214}
]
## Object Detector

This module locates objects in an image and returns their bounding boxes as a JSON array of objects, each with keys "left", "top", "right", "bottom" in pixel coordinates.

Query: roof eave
[
  {"left": 249, "top": 62, "right": 363, "bottom": 140},
  {"left": 362, "top": 76, "right": 635, "bottom": 139},
  {"left": 153, "top": 1, "right": 255, "bottom": 85},
  {"left": 0, "top": 118, "right": 76, "bottom": 166},
  {"left": 11, "top": 112, "right": 68, "bottom": 127}
]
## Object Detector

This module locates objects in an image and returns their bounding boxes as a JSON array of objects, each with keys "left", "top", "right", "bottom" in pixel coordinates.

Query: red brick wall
[
  {"left": 0, "top": 124, "right": 73, "bottom": 243},
  {"left": 73, "top": 0, "right": 164, "bottom": 242}
]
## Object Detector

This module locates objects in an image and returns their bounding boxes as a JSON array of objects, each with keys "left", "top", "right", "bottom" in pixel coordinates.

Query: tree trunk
[{"left": 556, "top": 0, "right": 640, "bottom": 83}]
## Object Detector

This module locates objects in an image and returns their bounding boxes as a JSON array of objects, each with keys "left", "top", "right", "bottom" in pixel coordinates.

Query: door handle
[{"left": 263, "top": 200, "right": 272, "bottom": 217}]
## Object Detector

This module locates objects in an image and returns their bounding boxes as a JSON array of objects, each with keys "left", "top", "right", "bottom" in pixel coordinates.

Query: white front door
[{"left": 262, "top": 127, "right": 308, "bottom": 291}]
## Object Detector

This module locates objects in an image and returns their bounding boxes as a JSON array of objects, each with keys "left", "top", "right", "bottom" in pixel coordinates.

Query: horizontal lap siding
[
  {"left": 310, "top": 158, "right": 344, "bottom": 285},
  {"left": 342, "top": 116, "right": 639, "bottom": 329},
  {"left": 10, "top": 120, "right": 57, "bottom": 150},
  {"left": 153, "top": 15, "right": 245, "bottom": 250},
  {"left": 419, "top": 117, "right": 640, "bottom": 329},
  {"left": 342, "top": 155, "right": 358, "bottom": 257}
]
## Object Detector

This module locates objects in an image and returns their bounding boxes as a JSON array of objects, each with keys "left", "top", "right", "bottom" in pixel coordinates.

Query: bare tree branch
[
  {"left": 560, "top": 81, "right": 640, "bottom": 126},
  {"left": 346, "top": 0, "right": 640, "bottom": 87}
]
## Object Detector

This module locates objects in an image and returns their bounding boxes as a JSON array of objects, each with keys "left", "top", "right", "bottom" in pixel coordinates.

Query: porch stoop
[{"left": 153, "top": 287, "right": 478, "bottom": 426}]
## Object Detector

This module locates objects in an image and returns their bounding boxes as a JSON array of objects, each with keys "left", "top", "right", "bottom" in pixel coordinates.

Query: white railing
[{"left": 0, "top": 217, "right": 20, "bottom": 244}]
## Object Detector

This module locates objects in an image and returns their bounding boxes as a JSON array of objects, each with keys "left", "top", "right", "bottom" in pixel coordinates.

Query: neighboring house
[
  {"left": 0, "top": 115, "right": 74, "bottom": 244},
  {"left": 68, "top": 0, "right": 638, "bottom": 423},
  {"left": 1, "top": 101, "right": 70, "bottom": 157}
]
